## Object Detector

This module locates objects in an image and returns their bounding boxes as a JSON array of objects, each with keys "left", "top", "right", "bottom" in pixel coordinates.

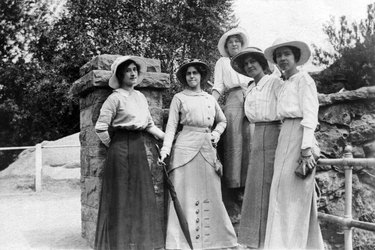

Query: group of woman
[{"left": 93, "top": 27, "right": 325, "bottom": 250}]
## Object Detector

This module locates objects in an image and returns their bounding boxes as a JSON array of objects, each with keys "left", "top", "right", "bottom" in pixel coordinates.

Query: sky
[{"left": 233, "top": 0, "right": 374, "bottom": 71}]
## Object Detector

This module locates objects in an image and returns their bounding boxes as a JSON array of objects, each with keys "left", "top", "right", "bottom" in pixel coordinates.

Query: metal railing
[
  {"left": 317, "top": 145, "right": 375, "bottom": 250},
  {"left": 0, "top": 143, "right": 80, "bottom": 192}
]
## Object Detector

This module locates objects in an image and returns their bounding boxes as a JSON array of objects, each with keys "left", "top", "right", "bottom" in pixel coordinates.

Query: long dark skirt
[
  {"left": 94, "top": 129, "right": 164, "bottom": 250},
  {"left": 238, "top": 121, "right": 280, "bottom": 248}
]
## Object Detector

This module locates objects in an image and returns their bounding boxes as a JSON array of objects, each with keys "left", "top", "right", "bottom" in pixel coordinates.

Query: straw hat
[
  {"left": 264, "top": 37, "right": 311, "bottom": 66},
  {"left": 108, "top": 56, "right": 146, "bottom": 89},
  {"left": 217, "top": 27, "right": 249, "bottom": 57},
  {"left": 176, "top": 59, "right": 211, "bottom": 86},
  {"left": 231, "top": 47, "right": 267, "bottom": 76}
]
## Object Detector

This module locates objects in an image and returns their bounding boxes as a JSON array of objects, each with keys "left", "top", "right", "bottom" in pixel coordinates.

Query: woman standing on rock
[
  {"left": 230, "top": 47, "right": 283, "bottom": 249},
  {"left": 94, "top": 56, "right": 165, "bottom": 250},
  {"left": 212, "top": 27, "right": 253, "bottom": 198},
  {"left": 263, "top": 38, "right": 324, "bottom": 249},
  {"left": 159, "top": 60, "right": 238, "bottom": 250}
]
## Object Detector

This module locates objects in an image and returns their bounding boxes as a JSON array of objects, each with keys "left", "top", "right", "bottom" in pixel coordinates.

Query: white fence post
[
  {"left": 35, "top": 143, "right": 42, "bottom": 192},
  {"left": 343, "top": 145, "right": 353, "bottom": 250}
]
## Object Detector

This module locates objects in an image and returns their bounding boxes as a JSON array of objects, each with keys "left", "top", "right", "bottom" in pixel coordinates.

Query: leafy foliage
[
  {"left": 0, "top": 0, "right": 237, "bottom": 169},
  {"left": 312, "top": 3, "right": 375, "bottom": 93}
]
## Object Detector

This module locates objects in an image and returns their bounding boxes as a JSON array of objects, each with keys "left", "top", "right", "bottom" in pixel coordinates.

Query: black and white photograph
[{"left": 0, "top": 0, "right": 375, "bottom": 249}]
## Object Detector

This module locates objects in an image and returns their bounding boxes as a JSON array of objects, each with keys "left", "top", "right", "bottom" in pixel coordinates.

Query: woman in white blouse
[
  {"left": 94, "top": 56, "right": 165, "bottom": 250},
  {"left": 159, "top": 60, "right": 237, "bottom": 250},
  {"left": 263, "top": 38, "right": 324, "bottom": 249},
  {"left": 213, "top": 27, "right": 253, "bottom": 195},
  {"left": 230, "top": 47, "right": 283, "bottom": 249}
]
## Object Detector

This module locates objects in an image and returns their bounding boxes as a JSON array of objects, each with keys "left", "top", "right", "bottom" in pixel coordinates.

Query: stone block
[
  {"left": 349, "top": 115, "right": 375, "bottom": 143},
  {"left": 82, "top": 204, "right": 98, "bottom": 223},
  {"left": 81, "top": 176, "right": 101, "bottom": 209},
  {"left": 82, "top": 220, "right": 97, "bottom": 248},
  {"left": 80, "top": 89, "right": 112, "bottom": 110},
  {"left": 71, "top": 70, "right": 112, "bottom": 97},
  {"left": 79, "top": 54, "right": 162, "bottom": 76},
  {"left": 80, "top": 148, "right": 90, "bottom": 177},
  {"left": 80, "top": 106, "right": 94, "bottom": 130},
  {"left": 72, "top": 70, "right": 170, "bottom": 97},
  {"left": 80, "top": 128, "right": 101, "bottom": 147},
  {"left": 89, "top": 156, "right": 106, "bottom": 177},
  {"left": 318, "top": 86, "right": 375, "bottom": 106},
  {"left": 136, "top": 72, "right": 170, "bottom": 89},
  {"left": 140, "top": 89, "right": 163, "bottom": 108}
]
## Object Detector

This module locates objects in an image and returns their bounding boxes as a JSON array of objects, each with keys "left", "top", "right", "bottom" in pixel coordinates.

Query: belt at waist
[
  {"left": 255, "top": 120, "right": 282, "bottom": 126},
  {"left": 182, "top": 125, "right": 211, "bottom": 133}
]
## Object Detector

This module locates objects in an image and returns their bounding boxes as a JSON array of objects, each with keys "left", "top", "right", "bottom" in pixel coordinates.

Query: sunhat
[
  {"left": 217, "top": 27, "right": 249, "bottom": 57},
  {"left": 231, "top": 47, "right": 267, "bottom": 76},
  {"left": 108, "top": 56, "right": 146, "bottom": 89},
  {"left": 264, "top": 37, "right": 311, "bottom": 66},
  {"left": 176, "top": 59, "right": 212, "bottom": 86}
]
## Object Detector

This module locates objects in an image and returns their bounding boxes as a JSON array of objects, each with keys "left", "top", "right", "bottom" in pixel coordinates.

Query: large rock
[
  {"left": 317, "top": 86, "right": 375, "bottom": 249},
  {"left": 0, "top": 133, "right": 80, "bottom": 180}
]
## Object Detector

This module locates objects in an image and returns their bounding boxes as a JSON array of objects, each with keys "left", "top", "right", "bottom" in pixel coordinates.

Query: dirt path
[{"left": 0, "top": 181, "right": 91, "bottom": 250}]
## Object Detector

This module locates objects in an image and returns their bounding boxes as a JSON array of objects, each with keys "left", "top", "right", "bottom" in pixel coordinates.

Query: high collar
[
  {"left": 247, "top": 74, "right": 270, "bottom": 94},
  {"left": 114, "top": 88, "right": 134, "bottom": 97}
]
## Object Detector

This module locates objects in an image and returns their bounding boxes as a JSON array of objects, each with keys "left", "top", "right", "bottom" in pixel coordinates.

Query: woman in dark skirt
[
  {"left": 230, "top": 47, "right": 282, "bottom": 249},
  {"left": 94, "top": 56, "right": 165, "bottom": 250}
]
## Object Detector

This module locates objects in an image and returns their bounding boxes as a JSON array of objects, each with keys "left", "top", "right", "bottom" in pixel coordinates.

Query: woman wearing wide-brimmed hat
[
  {"left": 263, "top": 38, "right": 324, "bottom": 249},
  {"left": 213, "top": 27, "right": 253, "bottom": 193},
  {"left": 159, "top": 60, "right": 237, "bottom": 249},
  {"left": 230, "top": 47, "right": 283, "bottom": 249},
  {"left": 94, "top": 56, "right": 165, "bottom": 250}
]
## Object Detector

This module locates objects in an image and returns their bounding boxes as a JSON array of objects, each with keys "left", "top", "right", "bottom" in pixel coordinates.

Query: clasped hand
[
  {"left": 298, "top": 148, "right": 317, "bottom": 170},
  {"left": 211, "top": 131, "right": 220, "bottom": 147}
]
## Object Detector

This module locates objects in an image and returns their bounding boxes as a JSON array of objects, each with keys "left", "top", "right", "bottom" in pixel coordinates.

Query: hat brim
[
  {"left": 231, "top": 49, "right": 266, "bottom": 76},
  {"left": 176, "top": 61, "right": 212, "bottom": 87},
  {"left": 109, "top": 56, "right": 147, "bottom": 89},
  {"left": 218, "top": 28, "right": 249, "bottom": 57},
  {"left": 264, "top": 41, "right": 311, "bottom": 66}
]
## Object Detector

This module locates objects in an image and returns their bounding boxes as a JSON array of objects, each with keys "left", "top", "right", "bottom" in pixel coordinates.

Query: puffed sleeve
[
  {"left": 213, "top": 99, "right": 227, "bottom": 135},
  {"left": 95, "top": 95, "right": 117, "bottom": 146},
  {"left": 298, "top": 73, "right": 319, "bottom": 149},
  {"left": 160, "top": 95, "right": 181, "bottom": 156},
  {"left": 213, "top": 58, "right": 226, "bottom": 95}
]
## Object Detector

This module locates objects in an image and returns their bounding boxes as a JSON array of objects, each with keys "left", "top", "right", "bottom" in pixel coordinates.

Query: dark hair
[
  {"left": 273, "top": 46, "right": 301, "bottom": 63},
  {"left": 182, "top": 64, "right": 209, "bottom": 87},
  {"left": 225, "top": 34, "right": 244, "bottom": 48},
  {"left": 115, "top": 59, "right": 140, "bottom": 83},
  {"left": 240, "top": 53, "right": 269, "bottom": 73}
]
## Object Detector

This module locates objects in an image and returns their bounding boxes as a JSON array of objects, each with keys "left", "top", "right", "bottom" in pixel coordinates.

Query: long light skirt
[
  {"left": 264, "top": 119, "right": 324, "bottom": 250},
  {"left": 238, "top": 122, "right": 280, "bottom": 248},
  {"left": 222, "top": 87, "right": 253, "bottom": 188},
  {"left": 166, "top": 152, "right": 237, "bottom": 250}
]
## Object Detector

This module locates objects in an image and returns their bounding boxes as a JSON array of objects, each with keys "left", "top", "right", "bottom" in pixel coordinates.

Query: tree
[
  {"left": 0, "top": 0, "right": 237, "bottom": 169},
  {"left": 312, "top": 3, "right": 375, "bottom": 93}
]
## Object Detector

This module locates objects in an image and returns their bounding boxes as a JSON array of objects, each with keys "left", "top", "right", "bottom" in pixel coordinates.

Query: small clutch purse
[{"left": 295, "top": 143, "right": 320, "bottom": 179}]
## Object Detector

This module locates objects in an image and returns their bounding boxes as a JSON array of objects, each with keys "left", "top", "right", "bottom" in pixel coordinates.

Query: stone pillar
[{"left": 70, "top": 54, "right": 170, "bottom": 247}]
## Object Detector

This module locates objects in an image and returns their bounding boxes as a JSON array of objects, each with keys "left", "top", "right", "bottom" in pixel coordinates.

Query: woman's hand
[
  {"left": 158, "top": 152, "right": 168, "bottom": 166},
  {"left": 299, "top": 148, "right": 317, "bottom": 170},
  {"left": 211, "top": 131, "right": 220, "bottom": 147}
]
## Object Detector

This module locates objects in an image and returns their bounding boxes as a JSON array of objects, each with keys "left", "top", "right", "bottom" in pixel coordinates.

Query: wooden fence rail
[{"left": 0, "top": 144, "right": 80, "bottom": 192}]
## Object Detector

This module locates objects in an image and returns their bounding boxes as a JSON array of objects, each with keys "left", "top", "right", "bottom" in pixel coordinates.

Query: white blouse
[
  {"left": 95, "top": 88, "right": 155, "bottom": 146},
  {"left": 244, "top": 75, "right": 283, "bottom": 123},
  {"left": 213, "top": 57, "right": 252, "bottom": 95},
  {"left": 277, "top": 71, "right": 319, "bottom": 149}
]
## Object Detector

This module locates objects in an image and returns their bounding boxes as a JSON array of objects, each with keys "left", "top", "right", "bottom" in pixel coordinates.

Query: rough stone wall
[
  {"left": 70, "top": 54, "right": 169, "bottom": 247},
  {"left": 316, "top": 86, "right": 375, "bottom": 250}
]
